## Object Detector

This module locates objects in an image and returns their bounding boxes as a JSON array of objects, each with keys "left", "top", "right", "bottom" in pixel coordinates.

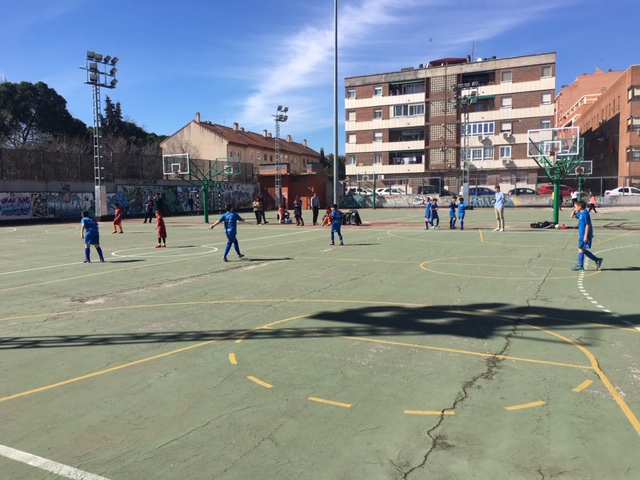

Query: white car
[
  {"left": 375, "top": 187, "right": 405, "bottom": 196},
  {"left": 604, "top": 187, "right": 640, "bottom": 196}
]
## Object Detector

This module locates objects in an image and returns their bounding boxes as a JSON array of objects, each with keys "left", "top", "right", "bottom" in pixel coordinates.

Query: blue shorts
[
  {"left": 84, "top": 232, "right": 100, "bottom": 245},
  {"left": 578, "top": 238, "right": 592, "bottom": 249},
  {"left": 226, "top": 232, "right": 237, "bottom": 244}
]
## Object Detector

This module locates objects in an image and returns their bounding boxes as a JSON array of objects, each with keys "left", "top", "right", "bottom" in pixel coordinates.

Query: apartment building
[
  {"left": 344, "top": 52, "right": 556, "bottom": 190},
  {"left": 570, "top": 65, "right": 640, "bottom": 183}
]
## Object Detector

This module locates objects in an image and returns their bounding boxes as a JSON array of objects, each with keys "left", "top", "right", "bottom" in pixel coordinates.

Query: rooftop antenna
[{"left": 470, "top": 42, "right": 475, "bottom": 62}]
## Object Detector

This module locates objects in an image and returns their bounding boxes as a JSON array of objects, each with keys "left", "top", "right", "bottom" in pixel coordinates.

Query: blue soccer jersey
[
  {"left": 577, "top": 209, "right": 593, "bottom": 247},
  {"left": 457, "top": 202, "right": 467, "bottom": 219},
  {"left": 331, "top": 209, "right": 342, "bottom": 231},
  {"left": 424, "top": 202, "right": 432, "bottom": 219},
  {"left": 449, "top": 200, "right": 456, "bottom": 218},
  {"left": 219, "top": 211, "right": 243, "bottom": 238},
  {"left": 81, "top": 216, "right": 100, "bottom": 244}
]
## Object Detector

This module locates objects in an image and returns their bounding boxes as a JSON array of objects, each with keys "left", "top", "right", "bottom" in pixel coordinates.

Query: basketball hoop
[
  {"left": 173, "top": 168, "right": 180, "bottom": 176},
  {"left": 575, "top": 166, "right": 585, "bottom": 178}
]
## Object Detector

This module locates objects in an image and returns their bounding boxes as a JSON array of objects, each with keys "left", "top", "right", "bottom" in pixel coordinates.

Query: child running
[
  {"left": 449, "top": 196, "right": 458, "bottom": 229},
  {"left": 457, "top": 197, "right": 468, "bottom": 230},
  {"left": 113, "top": 202, "right": 124, "bottom": 234},
  {"left": 329, "top": 204, "right": 344, "bottom": 246},
  {"left": 570, "top": 200, "right": 603, "bottom": 271},
  {"left": 155, "top": 210, "right": 167, "bottom": 248},
  {"left": 210, "top": 203, "right": 245, "bottom": 262},
  {"left": 80, "top": 210, "right": 105, "bottom": 263}
]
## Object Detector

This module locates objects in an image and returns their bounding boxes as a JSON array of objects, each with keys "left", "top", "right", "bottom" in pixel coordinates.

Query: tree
[
  {"left": 0, "top": 81, "right": 86, "bottom": 147},
  {"left": 324, "top": 153, "right": 346, "bottom": 179}
]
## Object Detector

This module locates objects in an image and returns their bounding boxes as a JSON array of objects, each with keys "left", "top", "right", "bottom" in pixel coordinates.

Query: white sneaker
[
  {"left": 493, "top": 228, "right": 500, "bottom": 231},
  {"left": 499, "top": 228, "right": 504, "bottom": 232}
]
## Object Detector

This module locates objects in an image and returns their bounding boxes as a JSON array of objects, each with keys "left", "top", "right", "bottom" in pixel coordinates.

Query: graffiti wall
[{"left": 0, "top": 183, "right": 258, "bottom": 221}]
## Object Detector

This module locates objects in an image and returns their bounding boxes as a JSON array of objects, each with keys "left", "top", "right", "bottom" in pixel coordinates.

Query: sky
[{"left": 0, "top": 0, "right": 637, "bottom": 155}]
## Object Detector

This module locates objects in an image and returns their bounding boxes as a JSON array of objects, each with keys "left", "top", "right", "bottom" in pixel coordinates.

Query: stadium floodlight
[{"left": 273, "top": 106, "right": 289, "bottom": 210}]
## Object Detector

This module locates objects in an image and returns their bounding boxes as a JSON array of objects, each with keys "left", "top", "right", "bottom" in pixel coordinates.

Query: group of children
[{"left": 424, "top": 196, "right": 468, "bottom": 231}]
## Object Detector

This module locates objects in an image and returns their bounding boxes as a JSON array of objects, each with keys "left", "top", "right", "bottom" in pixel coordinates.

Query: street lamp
[
  {"left": 81, "top": 51, "right": 119, "bottom": 219},
  {"left": 273, "top": 106, "right": 289, "bottom": 209},
  {"left": 451, "top": 82, "right": 478, "bottom": 200}
]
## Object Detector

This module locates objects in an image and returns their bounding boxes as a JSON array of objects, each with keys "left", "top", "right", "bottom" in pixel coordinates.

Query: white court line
[
  {"left": 0, "top": 262, "right": 84, "bottom": 276},
  {"left": 0, "top": 444, "right": 111, "bottom": 479}
]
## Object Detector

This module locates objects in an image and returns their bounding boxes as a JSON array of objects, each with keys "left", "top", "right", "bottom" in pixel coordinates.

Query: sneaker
[
  {"left": 329, "top": 242, "right": 335, "bottom": 246},
  {"left": 119, "top": 231, "right": 124, "bottom": 234},
  {"left": 83, "top": 259, "right": 90, "bottom": 263},
  {"left": 571, "top": 265, "right": 584, "bottom": 271},
  {"left": 238, "top": 254, "right": 245, "bottom": 259},
  {"left": 222, "top": 257, "right": 229, "bottom": 262},
  {"left": 499, "top": 228, "right": 504, "bottom": 232},
  {"left": 155, "top": 245, "right": 162, "bottom": 248},
  {"left": 100, "top": 258, "right": 105, "bottom": 263},
  {"left": 112, "top": 231, "right": 117, "bottom": 234},
  {"left": 596, "top": 258, "right": 603, "bottom": 270},
  {"left": 161, "top": 244, "right": 166, "bottom": 248},
  {"left": 493, "top": 228, "right": 500, "bottom": 231},
  {"left": 339, "top": 242, "right": 344, "bottom": 246}
]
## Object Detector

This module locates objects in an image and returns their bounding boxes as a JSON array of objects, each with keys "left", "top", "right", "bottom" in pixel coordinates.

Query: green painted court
[{"left": 1, "top": 206, "right": 639, "bottom": 479}]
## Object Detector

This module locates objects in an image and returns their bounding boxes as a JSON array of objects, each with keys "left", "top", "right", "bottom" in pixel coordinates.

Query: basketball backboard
[
  {"left": 569, "top": 160, "right": 593, "bottom": 177},
  {"left": 527, "top": 127, "right": 580, "bottom": 158},
  {"left": 163, "top": 153, "right": 190, "bottom": 175}
]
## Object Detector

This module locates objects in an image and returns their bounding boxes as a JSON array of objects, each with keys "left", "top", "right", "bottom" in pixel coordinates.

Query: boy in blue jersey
[
  {"left": 570, "top": 200, "right": 603, "bottom": 271},
  {"left": 457, "top": 197, "right": 468, "bottom": 230},
  {"left": 329, "top": 204, "right": 344, "bottom": 246},
  {"left": 430, "top": 198, "right": 440, "bottom": 229},
  {"left": 424, "top": 197, "right": 432, "bottom": 229},
  {"left": 210, "top": 203, "right": 245, "bottom": 262},
  {"left": 80, "top": 211, "right": 105, "bottom": 263},
  {"left": 449, "top": 196, "right": 458, "bottom": 229}
]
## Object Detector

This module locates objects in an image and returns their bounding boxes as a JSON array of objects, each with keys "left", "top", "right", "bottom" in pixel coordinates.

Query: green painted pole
[{"left": 202, "top": 178, "right": 210, "bottom": 224}]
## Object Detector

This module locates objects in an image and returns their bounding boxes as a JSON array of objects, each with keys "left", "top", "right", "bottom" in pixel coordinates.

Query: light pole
[
  {"left": 273, "top": 106, "right": 288, "bottom": 209},
  {"left": 82, "top": 51, "right": 119, "bottom": 219},
  {"left": 451, "top": 82, "right": 477, "bottom": 200}
]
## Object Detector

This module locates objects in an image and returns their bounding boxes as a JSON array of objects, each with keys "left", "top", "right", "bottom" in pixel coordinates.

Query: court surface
[{"left": 1, "top": 206, "right": 639, "bottom": 480}]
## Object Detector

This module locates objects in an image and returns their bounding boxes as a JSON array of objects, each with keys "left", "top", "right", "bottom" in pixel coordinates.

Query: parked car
[
  {"left": 417, "top": 186, "right": 456, "bottom": 196},
  {"left": 438, "top": 188, "right": 457, "bottom": 197},
  {"left": 604, "top": 186, "right": 640, "bottom": 196},
  {"left": 464, "top": 186, "right": 496, "bottom": 196},
  {"left": 508, "top": 187, "right": 537, "bottom": 196},
  {"left": 346, "top": 187, "right": 372, "bottom": 196},
  {"left": 375, "top": 187, "right": 404, "bottom": 196},
  {"left": 537, "top": 184, "right": 573, "bottom": 197}
]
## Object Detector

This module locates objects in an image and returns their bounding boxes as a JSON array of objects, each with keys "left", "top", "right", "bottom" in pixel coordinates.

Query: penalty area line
[{"left": 0, "top": 443, "right": 111, "bottom": 479}]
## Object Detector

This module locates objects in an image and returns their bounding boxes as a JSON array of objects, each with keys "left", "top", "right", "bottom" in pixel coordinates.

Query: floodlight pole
[
  {"left": 333, "top": 0, "right": 339, "bottom": 206},
  {"left": 273, "top": 106, "right": 288, "bottom": 209},
  {"left": 82, "top": 51, "right": 119, "bottom": 220},
  {"left": 452, "top": 82, "right": 477, "bottom": 200}
]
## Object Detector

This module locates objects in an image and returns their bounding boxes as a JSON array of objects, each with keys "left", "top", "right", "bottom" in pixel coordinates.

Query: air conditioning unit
[
  {"left": 477, "top": 135, "right": 484, "bottom": 141},
  {"left": 502, "top": 159, "right": 511, "bottom": 166},
  {"left": 502, "top": 130, "right": 512, "bottom": 138}
]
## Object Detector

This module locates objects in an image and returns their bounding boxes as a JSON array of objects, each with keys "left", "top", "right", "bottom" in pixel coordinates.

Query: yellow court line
[
  {"left": 247, "top": 376, "right": 273, "bottom": 389},
  {"left": 523, "top": 322, "right": 640, "bottom": 436},
  {"left": 505, "top": 400, "right": 546, "bottom": 411},
  {"left": 308, "top": 397, "right": 351, "bottom": 408},
  {"left": 479, "top": 229, "right": 484, "bottom": 242},
  {"left": 229, "top": 353, "right": 237, "bottom": 365},
  {"left": 572, "top": 379, "right": 593, "bottom": 392},
  {"left": 404, "top": 410, "right": 455, "bottom": 416}
]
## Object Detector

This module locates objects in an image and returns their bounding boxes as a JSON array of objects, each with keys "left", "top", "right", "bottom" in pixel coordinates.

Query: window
[
  {"left": 348, "top": 155, "right": 356, "bottom": 165},
  {"left": 229, "top": 150, "right": 234, "bottom": 157},
  {"left": 542, "top": 66, "right": 552, "bottom": 78},
  {"left": 499, "top": 146, "right": 512, "bottom": 158},
  {"left": 373, "top": 109, "right": 383, "bottom": 119},
  {"left": 347, "top": 89, "right": 356, "bottom": 99},
  {"left": 541, "top": 119, "right": 551, "bottom": 129},
  {"left": 461, "top": 121, "right": 495, "bottom": 137},
  {"left": 628, "top": 116, "right": 640, "bottom": 131},
  {"left": 347, "top": 111, "right": 356, "bottom": 121},
  {"left": 394, "top": 103, "right": 424, "bottom": 117},
  {"left": 463, "top": 147, "right": 493, "bottom": 161},
  {"left": 501, "top": 122, "right": 512, "bottom": 133},
  {"left": 541, "top": 93, "right": 552, "bottom": 105},
  {"left": 501, "top": 97, "right": 512, "bottom": 109},
  {"left": 627, "top": 147, "right": 640, "bottom": 161},
  {"left": 374, "top": 132, "right": 383, "bottom": 142},
  {"left": 629, "top": 86, "right": 640, "bottom": 101},
  {"left": 257, "top": 152, "right": 261, "bottom": 160},
  {"left": 374, "top": 154, "right": 382, "bottom": 164},
  {"left": 374, "top": 86, "right": 382, "bottom": 96},
  {"left": 501, "top": 70, "right": 512, "bottom": 83},
  {"left": 348, "top": 134, "right": 356, "bottom": 144}
]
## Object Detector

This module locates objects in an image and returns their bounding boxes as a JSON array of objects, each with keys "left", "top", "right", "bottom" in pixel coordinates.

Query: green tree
[
  {"left": 324, "top": 153, "right": 346, "bottom": 179},
  {"left": 0, "top": 81, "right": 86, "bottom": 147}
]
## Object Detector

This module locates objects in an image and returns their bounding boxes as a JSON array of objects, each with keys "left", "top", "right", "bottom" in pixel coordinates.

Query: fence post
[{"left": 42, "top": 149, "right": 46, "bottom": 180}]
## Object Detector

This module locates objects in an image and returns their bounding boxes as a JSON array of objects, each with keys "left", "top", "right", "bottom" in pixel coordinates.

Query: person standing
[
  {"left": 311, "top": 193, "right": 321, "bottom": 225},
  {"left": 423, "top": 197, "right": 432, "bottom": 230},
  {"left": 588, "top": 191, "right": 598, "bottom": 214},
  {"left": 154, "top": 192, "right": 164, "bottom": 216},
  {"left": 210, "top": 203, "right": 245, "bottom": 262},
  {"left": 571, "top": 189, "right": 579, "bottom": 207},
  {"left": 155, "top": 210, "right": 167, "bottom": 248},
  {"left": 113, "top": 203, "right": 124, "bottom": 234},
  {"left": 329, "top": 204, "right": 344, "bottom": 246},
  {"left": 188, "top": 196, "right": 194, "bottom": 215},
  {"left": 570, "top": 200, "right": 603, "bottom": 271},
  {"left": 258, "top": 195, "right": 268, "bottom": 224},
  {"left": 143, "top": 195, "right": 154, "bottom": 223},
  {"left": 293, "top": 195, "right": 304, "bottom": 226},
  {"left": 430, "top": 198, "right": 440, "bottom": 229},
  {"left": 449, "top": 196, "right": 458, "bottom": 229},
  {"left": 253, "top": 196, "right": 262, "bottom": 224},
  {"left": 494, "top": 185, "right": 505, "bottom": 232},
  {"left": 457, "top": 197, "right": 468, "bottom": 230},
  {"left": 80, "top": 211, "right": 105, "bottom": 263}
]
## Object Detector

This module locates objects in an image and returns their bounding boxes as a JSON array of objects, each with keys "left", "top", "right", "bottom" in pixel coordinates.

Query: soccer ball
[{"left": 555, "top": 224, "right": 560, "bottom": 229}]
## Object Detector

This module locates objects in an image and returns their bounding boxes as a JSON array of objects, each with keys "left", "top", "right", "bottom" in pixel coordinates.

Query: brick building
[{"left": 344, "top": 52, "right": 557, "bottom": 191}]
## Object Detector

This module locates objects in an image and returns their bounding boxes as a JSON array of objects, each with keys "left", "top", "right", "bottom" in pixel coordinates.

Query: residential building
[
  {"left": 571, "top": 65, "right": 640, "bottom": 184},
  {"left": 344, "top": 53, "right": 556, "bottom": 191},
  {"left": 555, "top": 68, "right": 623, "bottom": 128},
  {"left": 160, "top": 113, "right": 321, "bottom": 177}
]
